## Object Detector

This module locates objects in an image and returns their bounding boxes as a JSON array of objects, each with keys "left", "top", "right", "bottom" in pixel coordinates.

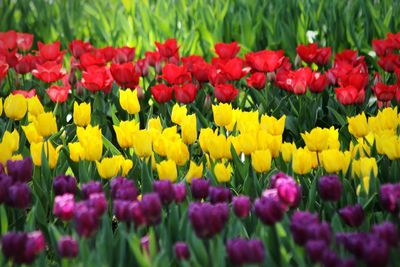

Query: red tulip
[
  {"left": 173, "top": 83, "right": 198, "bottom": 103},
  {"left": 12, "top": 89, "right": 36, "bottom": 98},
  {"left": 275, "top": 69, "right": 292, "bottom": 92},
  {"left": 378, "top": 54, "right": 400, "bottom": 72},
  {"left": 69, "top": 40, "right": 92, "bottom": 59},
  {"left": 0, "top": 59, "right": 9, "bottom": 81},
  {"left": 334, "top": 49, "right": 358, "bottom": 65},
  {"left": 214, "top": 84, "right": 239, "bottom": 103},
  {"left": 0, "top": 48, "right": 19, "bottom": 67},
  {"left": 0, "top": 30, "right": 17, "bottom": 50},
  {"left": 14, "top": 54, "right": 36, "bottom": 74},
  {"left": 97, "top": 46, "right": 115, "bottom": 62},
  {"left": 80, "top": 52, "right": 106, "bottom": 70},
  {"left": 387, "top": 32, "right": 400, "bottom": 49},
  {"left": 46, "top": 85, "right": 69, "bottom": 103},
  {"left": 296, "top": 43, "right": 331, "bottom": 65},
  {"left": 37, "top": 41, "right": 65, "bottom": 62},
  {"left": 32, "top": 61, "right": 66, "bottom": 83},
  {"left": 372, "top": 39, "right": 395, "bottom": 57},
  {"left": 145, "top": 51, "right": 161, "bottom": 66},
  {"left": 161, "top": 63, "right": 191, "bottom": 85},
  {"left": 340, "top": 71, "right": 369, "bottom": 91},
  {"left": 208, "top": 65, "right": 228, "bottom": 86},
  {"left": 150, "top": 84, "right": 173, "bottom": 103},
  {"left": 16, "top": 32, "right": 34, "bottom": 51},
  {"left": 245, "top": 50, "right": 285, "bottom": 72},
  {"left": 110, "top": 63, "right": 141, "bottom": 89},
  {"left": 309, "top": 72, "right": 329, "bottom": 93},
  {"left": 220, "top": 57, "right": 246, "bottom": 81},
  {"left": 182, "top": 55, "right": 205, "bottom": 72},
  {"left": 155, "top": 38, "right": 179, "bottom": 59},
  {"left": 246, "top": 72, "right": 266, "bottom": 90},
  {"left": 113, "top": 46, "right": 135, "bottom": 64},
  {"left": 396, "top": 88, "right": 400, "bottom": 102},
  {"left": 215, "top": 41, "right": 240, "bottom": 59},
  {"left": 135, "top": 59, "right": 149, "bottom": 77},
  {"left": 372, "top": 82, "right": 397, "bottom": 102},
  {"left": 192, "top": 61, "right": 210, "bottom": 83},
  {"left": 291, "top": 67, "right": 313, "bottom": 95},
  {"left": 81, "top": 66, "right": 113, "bottom": 94},
  {"left": 334, "top": 86, "right": 364, "bottom": 105}
]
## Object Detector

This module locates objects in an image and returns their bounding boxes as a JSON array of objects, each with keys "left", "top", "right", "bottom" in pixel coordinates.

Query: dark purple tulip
[
  {"left": 232, "top": 195, "right": 251, "bottom": 218},
  {"left": 1, "top": 232, "right": 28, "bottom": 263},
  {"left": 0, "top": 174, "right": 12, "bottom": 203},
  {"left": 336, "top": 232, "right": 367, "bottom": 258},
  {"left": 174, "top": 241, "right": 190, "bottom": 260},
  {"left": 276, "top": 178, "right": 301, "bottom": 207},
  {"left": 190, "top": 178, "right": 209, "bottom": 200},
  {"left": 58, "top": 236, "right": 78, "bottom": 258},
  {"left": 6, "top": 157, "right": 33, "bottom": 183},
  {"left": 362, "top": 235, "right": 389, "bottom": 267},
  {"left": 305, "top": 240, "right": 328, "bottom": 262},
  {"left": 254, "top": 196, "right": 284, "bottom": 225},
  {"left": 113, "top": 200, "right": 130, "bottom": 221},
  {"left": 6, "top": 182, "right": 31, "bottom": 209},
  {"left": 173, "top": 183, "right": 187, "bottom": 203},
  {"left": 247, "top": 239, "right": 265, "bottom": 264},
  {"left": 53, "top": 174, "right": 78, "bottom": 196},
  {"left": 318, "top": 175, "right": 342, "bottom": 202},
  {"left": 322, "top": 250, "right": 342, "bottom": 267},
  {"left": 53, "top": 193, "right": 75, "bottom": 221},
  {"left": 270, "top": 172, "right": 292, "bottom": 188},
  {"left": 372, "top": 221, "right": 398, "bottom": 247},
  {"left": 308, "top": 222, "right": 332, "bottom": 244},
  {"left": 141, "top": 193, "right": 162, "bottom": 225},
  {"left": 74, "top": 202, "right": 100, "bottom": 237},
  {"left": 153, "top": 180, "right": 174, "bottom": 204},
  {"left": 209, "top": 186, "right": 232, "bottom": 203},
  {"left": 127, "top": 201, "right": 146, "bottom": 227},
  {"left": 110, "top": 176, "right": 137, "bottom": 201},
  {"left": 81, "top": 181, "right": 103, "bottom": 199},
  {"left": 339, "top": 204, "right": 364, "bottom": 227},
  {"left": 290, "top": 211, "right": 319, "bottom": 245},
  {"left": 25, "top": 231, "right": 46, "bottom": 256},
  {"left": 226, "top": 238, "right": 265, "bottom": 265},
  {"left": 380, "top": 183, "right": 400, "bottom": 213},
  {"left": 0, "top": 162, "right": 4, "bottom": 174},
  {"left": 87, "top": 192, "right": 107, "bottom": 216}
]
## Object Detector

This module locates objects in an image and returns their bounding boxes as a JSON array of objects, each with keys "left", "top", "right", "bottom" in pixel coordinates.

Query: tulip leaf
[
  {"left": 0, "top": 205, "right": 8, "bottom": 235},
  {"left": 327, "top": 106, "right": 347, "bottom": 126},
  {"left": 102, "top": 134, "right": 121, "bottom": 155}
]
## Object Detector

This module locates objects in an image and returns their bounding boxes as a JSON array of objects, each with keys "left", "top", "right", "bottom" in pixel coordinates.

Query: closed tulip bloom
[
  {"left": 33, "top": 112, "right": 58, "bottom": 137},
  {"left": 0, "top": 98, "right": 2, "bottom": 116},
  {"left": 30, "top": 141, "right": 60, "bottom": 169},
  {"left": 209, "top": 186, "right": 232, "bottom": 203},
  {"left": 96, "top": 157, "right": 121, "bottom": 179},
  {"left": 110, "top": 176, "right": 138, "bottom": 201},
  {"left": 305, "top": 240, "right": 328, "bottom": 263},
  {"left": 254, "top": 196, "right": 284, "bottom": 225},
  {"left": 260, "top": 114, "right": 286, "bottom": 136},
  {"left": 208, "top": 133, "right": 228, "bottom": 159},
  {"left": 318, "top": 175, "right": 342, "bottom": 202},
  {"left": 166, "top": 140, "right": 189, "bottom": 166},
  {"left": 280, "top": 142, "right": 296, "bottom": 162},
  {"left": 233, "top": 195, "right": 251, "bottom": 218},
  {"left": 74, "top": 202, "right": 100, "bottom": 237},
  {"left": 275, "top": 178, "right": 301, "bottom": 208},
  {"left": 214, "top": 162, "right": 232, "bottom": 183},
  {"left": 132, "top": 130, "right": 152, "bottom": 157},
  {"left": 22, "top": 123, "right": 43, "bottom": 144},
  {"left": 156, "top": 159, "right": 177, "bottom": 182},
  {"left": 292, "top": 148, "right": 313, "bottom": 174},
  {"left": 73, "top": 102, "right": 91, "bottom": 127},
  {"left": 171, "top": 104, "right": 187, "bottom": 125},
  {"left": 153, "top": 180, "right": 174, "bottom": 204},
  {"left": 27, "top": 96, "right": 44, "bottom": 117},
  {"left": 239, "top": 132, "right": 258, "bottom": 155},
  {"left": 181, "top": 114, "right": 197, "bottom": 144},
  {"left": 191, "top": 178, "right": 210, "bottom": 200},
  {"left": 174, "top": 242, "right": 190, "bottom": 260},
  {"left": 185, "top": 161, "right": 203, "bottom": 183},
  {"left": 119, "top": 89, "right": 140, "bottom": 114},
  {"left": 141, "top": 193, "right": 162, "bottom": 225},
  {"left": 6, "top": 182, "right": 31, "bottom": 209},
  {"left": 58, "top": 236, "right": 78, "bottom": 258},
  {"left": 257, "top": 131, "right": 282, "bottom": 157},
  {"left": 212, "top": 103, "right": 233, "bottom": 127},
  {"left": 6, "top": 157, "right": 33, "bottom": 183},
  {"left": 351, "top": 157, "right": 378, "bottom": 178},
  {"left": 339, "top": 204, "right": 365, "bottom": 227},
  {"left": 77, "top": 125, "right": 103, "bottom": 161},
  {"left": 361, "top": 235, "right": 389, "bottom": 267},
  {"left": 53, "top": 174, "right": 77, "bottom": 196},
  {"left": 320, "top": 149, "right": 345, "bottom": 173},
  {"left": 1, "top": 130, "right": 19, "bottom": 153},
  {"left": 114, "top": 120, "right": 140, "bottom": 148},
  {"left": 4, "top": 94, "right": 27, "bottom": 120},
  {"left": 251, "top": 149, "right": 272, "bottom": 173},
  {"left": 53, "top": 193, "right": 75, "bottom": 221},
  {"left": 347, "top": 112, "right": 369, "bottom": 138},
  {"left": 81, "top": 181, "right": 103, "bottom": 199},
  {"left": 301, "top": 127, "right": 331, "bottom": 152},
  {"left": 68, "top": 142, "right": 85, "bottom": 162},
  {"left": 372, "top": 221, "right": 398, "bottom": 247},
  {"left": 173, "top": 183, "right": 187, "bottom": 203}
]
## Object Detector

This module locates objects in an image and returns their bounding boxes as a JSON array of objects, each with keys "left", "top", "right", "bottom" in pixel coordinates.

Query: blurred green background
[{"left": 1, "top": 0, "right": 399, "bottom": 59}]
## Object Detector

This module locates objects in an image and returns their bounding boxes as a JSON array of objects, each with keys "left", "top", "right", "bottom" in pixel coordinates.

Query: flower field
[{"left": 1, "top": 9, "right": 400, "bottom": 267}]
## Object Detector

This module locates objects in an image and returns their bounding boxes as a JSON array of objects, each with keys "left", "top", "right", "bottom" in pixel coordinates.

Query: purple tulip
[
  {"left": 226, "top": 238, "right": 265, "bottom": 265},
  {"left": 305, "top": 240, "right": 328, "bottom": 262},
  {"left": 53, "top": 193, "right": 75, "bottom": 221},
  {"left": 232, "top": 195, "right": 251, "bottom": 218},
  {"left": 0, "top": 174, "right": 12, "bottom": 203},
  {"left": 174, "top": 241, "right": 190, "bottom": 260},
  {"left": 113, "top": 200, "right": 130, "bottom": 221},
  {"left": 361, "top": 235, "right": 389, "bottom": 267},
  {"left": 153, "top": 180, "right": 174, "bottom": 204},
  {"left": 6, "top": 157, "right": 33, "bottom": 183},
  {"left": 2, "top": 231, "right": 45, "bottom": 264},
  {"left": 141, "top": 193, "right": 162, "bottom": 225},
  {"left": 208, "top": 186, "right": 232, "bottom": 203},
  {"left": 58, "top": 236, "right": 78, "bottom": 258},
  {"left": 290, "top": 211, "right": 319, "bottom": 245},
  {"left": 53, "top": 174, "right": 78, "bottom": 196},
  {"left": 173, "top": 183, "right": 187, "bottom": 203},
  {"left": 372, "top": 221, "right": 398, "bottom": 247},
  {"left": 74, "top": 202, "right": 100, "bottom": 237},
  {"left": 127, "top": 201, "right": 146, "bottom": 227},
  {"left": 81, "top": 181, "right": 103, "bottom": 199},
  {"left": 318, "top": 175, "right": 342, "bottom": 202},
  {"left": 380, "top": 183, "right": 400, "bottom": 213},
  {"left": 6, "top": 182, "right": 31, "bottom": 209},
  {"left": 0, "top": 162, "right": 4, "bottom": 174},
  {"left": 254, "top": 196, "right": 284, "bottom": 225},
  {"left": 339, "top": 204, "right": 365, "bottom": 227},
  {"left": 336, "top": 232, "right": 367, "bottom": 258},
  {"left": 276, "top": 178, "right": 301, "bottom": 207},
  {"left": 110, "top": 176, "right": 137, "bottom": 201},
  {"left": 87, "top": 192, "right": 107, "bottom": 217},
  {"left": 190, "top": 178, "right": 209, "bottom": 200}
]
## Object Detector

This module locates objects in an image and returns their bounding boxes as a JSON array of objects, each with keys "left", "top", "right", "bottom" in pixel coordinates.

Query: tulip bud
[
  {"left": 379, "top": 183, "right": 400, "bottom": 213},
  {"left": 290, "top": 211, "right": 320, "bottom": 245},
  {"left": 119, "top": 89, "right": 140, "bottom": 114},
  {"left": 153, "top": 180, "right": 175, "bottom": 205},
  {"left": 208, "top": 186, "right": 232, "bottom": 203},
  {"left": 141, "top": 193, "right": 162, "bottom": 225},
  {"left": 6, "top": 157, "right": 33, "bottom": 183},
  {"left": 361, "top": 235, "right": 389, "bottom": 267},
  {"left": 127, "top": 201, "right": 146, "bottom": 227},
  {"left": 73, "top": 101, "right": 91, "bottom": 127},
  {"left": 191, "top": 178, "right": 210, "bottom": 200},
  {"left": 27, "top": 95, "right": 44, "bottom": 117},
  {"left": 173, "top": 183, "right": 186, "bottom": 203},
  {"left": 318, "top": 175, "right": 342, "bottom": 202},
  {"left": 53, "top": 193, "right": 75, "bottom": 221},
  {"left": 4, "top": 94, "right": 27, "bottom": 120},
  {"left": 181, "top": 114, "right": 197, "bottom": 144},
  {"left": 214, "top": 162, "right": 232, "bottom": 183},
  {"left": 232, "top": 195, "right": 251, "bottom": 218},
  {"left": 339, "top": 204, "right": 365, "bottom": 227},
  {"left": 58, "top": 236, "right": 78, "bottom": 258},
  {"left": 174, "top": 242, "right": 190, "bottom": 260},
  {"left": 6, "top": 182, "right": 31, "bottom": 209},
  {"left": 275, "top": 176, "right": 301, "bottom": 207},
  {"left": 53, "top": 174, "right": 78, "bottom": 196},
  {"left": 113, "top": 200, "right": 131, "bottom": 222},
  {"left": 254, "top": 196, "right": 284, "bottom": 225}
]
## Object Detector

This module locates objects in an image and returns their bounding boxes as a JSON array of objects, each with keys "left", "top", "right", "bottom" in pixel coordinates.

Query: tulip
[
  {"left": 81, "top": 181, "right": 103, "bottom": 199},
  {"left": 6, "top": 182, "right": 31, "bottom": 209},
  {"left": 46, "top": 84, "right": 70, "bottom": 103},
  {"left": 153, "top": 180, "right": 175, "bottom": 205},
  {"left": 73, "top": 101, "right": 91, "bottom": 127},
  {"left": 74, "top": 202, "right": 100, "bottom": 237},
  {"left": 372, "top": 82, "right": 397, "bottom": 102},
  {"left": 30, "top": 141, "right": 60, "bottom": 169},
  {"left": 185, "top": 161, "right": 203, "bottom": 183},
  {"left": 140, "top": 193, "right": 162, "bottom": 225},
  {"left": 301, "top": 127, "right": 331, "bottom": 152},
  {"left": 87, "top": 192, "right": 108, "bottom": 216},
  {"left": 305, "top": 240, "right": 328, "bottom": 263},
  {"left": 215, "top": 41, "right": 240, "bottom": 59},
  {"left": 191, "top": 179, "right": 210, "bottom": 200},
  {"left": 132, "top": 130, "right": 152, "bottom": 157},
  {"left": 257, "top": 131, "right": 282, "bottom": 157},
  {"left": 347, "top": 112, "right": 369, "bottom": 138},
  {"left": 214, "top": 84, "right": 239, "bottom": 103},
  {"left": 214, "top": 162, "right": 232, "bottom": 183},
  {"left": 68, "top": 142, "right": 85, "bottom": 162},
  {"left": 27, "top": 96, "right": 44, "bottom": 117},
  {"left": 53, "top": 174, "right": 77, "bottom": 196},
  {"left": 166, "top": 140, "right": 189, "bottom": 166},
  {"left": 255, "top": 196, "right": 284, "bottom": 225},
  {"left": 2, "top": 231, "right": 45, "bottom": 264},
  {"left": 171, "top": 104, "right": 187, "bottom": 125},
  {"left": 110, "top": 177, "right": 138, "bottom": 201},
  {"left": 6, "top": 157, "right": 33, "bottom": 183},
  {"left": 174, "top": 83, "right": 198, "bottom": 103},
  {"left": 4, "top": 94, "right": 27, "bottom": 120},
  {"left": 0, "top": 174, "right": 12, "bottom": 204},
  {"left": 226, "top": 238, "right": 265, "bottom": 265},
  {"left": 77, "top": 125, "right": 103, "bottom": 161},
  {"left": 150, "top": 84, "right": 174, "bottom": 103},
  {"left": 232, "top": 195, "right": 251, "bottom": 218},
  {"left": 260, "top": 114, "right": 286, "bottom": 136},
  {"left": 280, "top": 142, "right": 296, "bottom": 162},
  {"left": 380, "top": 183, "right": 400, "bottom": 213},
  {"left": 33, "top": 112, "right": 58, "bottom": 137},
  {"left": 318, "top": 175, "right": 342, "bottom": 202},
  {"left": 209, "top": 186, "right": 232, "bottom": 203},
  {"left": 361, "top": 235, "right": 389, "bottom": 267},
  {"left": 310, "top": 72, "right": 330, "bottom": 93},
  {"left": 96, "top": 156, "right": 132, "bottom": 179},
  {"left": 339, "top": 204, "right": 365, "bottom": 227},
  {"left": 119, "top": 89, "right": 140, "bottom": 114},
  {"left": 156, "top": 38, "right": 179, "bottom": 58},
  {"left": 208, "top": 133, "right": 229, "bottom": 159},
  {"left": 212, "top": 103, "right": 233, "bottom": 127},
  {"left": 53, "top": 194, "right": 75, "bottom": 221},
  {"left": 161, "top": 64, "right": 191, "bottom": 85},
  {"left": 22, "top": 123, "right": 43, "bottom": 144},
  {"left": 110, "top": 62, "right": 140, "bottom": 89},
  {"left": 58, "top": 236, "right": 79, "bottom": 258},
  {"left": 251, "top": 149, "right": 272, "bottom": 173},
  {"left": 274, "top": 176, "right": 301, "bottom": 207},
  {"left": 173, "top": 183, "right": 187, "bottom": 203},
  {"left": 372, "top": 221, "right": 398, "bottom": 247},
  {"left": 156, "top": 159, "right": 177, "bottom": 182},
  {"left": 351, "top": 157, "right": 378, "bottom": 178},
  {"left": 32, "top": 61, "right": 66, "bottom": 83},
  {"left": 246, "top": 72, "right": 266, "bottom": 89},
  {"left": 320, "top": 149, "right": 345, "bottom": 173},
  {"left": 292, "top": 148, "right": 313, "bottom": 174},
  {"left": 81, "top": 66, "right": 113, "bottom": 93},
  {"left": 290, "top": 211, "right": 320, "bottom": 245},
  {"left": 114, "top": 120, "right": 140, "bottom": 148},
  {"left": 181, "top": 114, "right": 197, "bottom": 144},
  {"left": 0, "top": 98, "right": 2, "bottom": 116},
  {"left": 245, "top": 49, "right": 285, "bottom": 72},
  {"left": 174, "top": 242, "right": 190, "bottom": 260}
]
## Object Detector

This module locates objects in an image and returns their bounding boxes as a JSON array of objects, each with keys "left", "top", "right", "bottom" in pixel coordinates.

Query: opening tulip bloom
[
  {"left": 81, "top": 66, "right": 113, "bottom": 93},
  {"left": 150, "top": 84, "right": 173, "bottom": 103},
  {"left": 32, "top": 61, "right": 66, "bottom": 83},
  {"left": 215, "top": 41, "right": 240, "bottom": 59},
  {"left": 33, "top": 112, "right": 58, "bottom": 137},
  {"left": 110, "top": 62, "right": 141, "bottom": 89},
  {"left": 214, "top": 84, "right": 239, "bottom": 103}
]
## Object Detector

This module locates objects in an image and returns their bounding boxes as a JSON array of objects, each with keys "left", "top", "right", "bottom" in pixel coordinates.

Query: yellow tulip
[
  {"left": 157, "top": 159, "right": 177, "bottom": 182},
  {"left": 2, "top": 129, "right": 20, "bottom": 152},
  {"left": 280, "top": 142, "right": 296, "bottom": 162},
  {"left": 199, "top": 128, "right": 214, "bottom": 153},
  {"left": 227, "top": 135, "right": 241, "bottom": 157},
  {"left": 352, "top": 157, "right": 378, "bottom": 178},
  {"left": 120, "top": 157, "right": 133, "bottom": 176},
  {"left": 30, "top": 141, "right": 60, "bottom": 169},
  {"left": 251, "top": 149, "right": 272, "bottom": 173},
  {"left": 27, "top": 96, "right": 44, "bottom": 117},
  {"left": 349, "top": 133, "right": 374, "bottom": 158},
  {"left": 342, "top": 151, "right": 352, "bottom": 174},
  {"left": 96, "top": 157, "right": 121, "bottom": 179},
  {"left": 68, "top": 142, "right": 85, "bottom": 162},
  {"left": 301, "top": 127, "right": 330, "bottom": 152},
  {"left": 186, "top": 161, "right": 204, "bottom": 183},
  {"left": 236, "top": 110, "right": 259, "bottom": 133},
  {"left": 181, "top": 114, "right": 197, "bottom": 144},
  {"left": 347, "top": 112, "right": 369, "bottom": 138},
  {"left": 113, "top": 120, "right": 139, "bottom": 148},
  {"left": 225, "top": 109, "right": 241, "bottom": 131},
  {"left": 239, "top": 132, "right": 258, "bottom": 155},
  {"left": 327, "top": 126, "right": 340, "bottom": 149},
  {"left": 214, "top": 162, "right": 232, "bottom": 183},
  {"left": 320, "top": 149, "right": 344, "bottom": 173},
  {"left": 357, "top": 176, "right": 370, "bottom": 195},
  {"left": 10, "top": 154, "right": 23, "bottom": 161},
  {"left": 4, "top": 94, "right": 27, "bottom": 120},
  {"left": 147, "top": 117, "right": 163, "bottom": 139},
  {"left": 132, "top": 130, "right": 153, "bottom": 158},
  {"left": 22, "top": 123, "right": 43, "bottom": 144},
  {"left": 257, "top": 130, "right": 282, "bottom": 157},
  {"left": 166, "top": 140, "right": 189, "bottom": 166},
  {"left": 33, "top": 112, "right": 58, "bottom": 137},
  {"left": 73, "top": 102, "right": 91, "bottom": 127},
  {"left": 0, "top": 98, "right": 2, "bottom": 116},
  {"left": 207, "top": 134, "right": 227, "bottom": 160},
  {"left": 260, "top": 114, "right": 286, "bottom": 136},
  {"left": 212, "top": 103, "right": 233, "bottom": 127},
  {"left": 119, "top": 89, "right": 140, "bottom": 114},
  {"left": 153, "top": 127, "right": 180, "bottom": 156},
  {"left": 292, "top": 148, "right": 313, "bottom": 175},
  {"left": 171, "top": 104, "right": 187, "bottom": 125},
  {"left": 77, "top": 125, "right": 103, "bottom": 161},
  {"left": 0, "top": 142, "right": 12, "bottom": 165}
]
